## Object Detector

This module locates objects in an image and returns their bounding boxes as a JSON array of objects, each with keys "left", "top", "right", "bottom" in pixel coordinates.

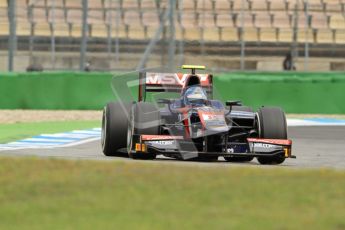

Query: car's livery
[{"left": 102, "top": 65, "right": 295, "bottom": 164}]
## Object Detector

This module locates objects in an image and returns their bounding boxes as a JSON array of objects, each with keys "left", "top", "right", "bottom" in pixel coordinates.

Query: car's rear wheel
[
  {"left": 256, "top": 106, "right": 287, "bottom": 165},
  {"left": 128, "top": 102, "right": 160, "bottom": 160},
  {"left": 224, "top": 106, "right": 254, "bottom": 163},
  {"left": 102, "top": 102, "right": 132, "bottom": 157}
]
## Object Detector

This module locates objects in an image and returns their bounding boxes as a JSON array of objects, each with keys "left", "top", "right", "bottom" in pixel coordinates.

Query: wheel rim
[
  {"left": 255, "top": 112, "right": 261, "bottom": 138},
  {"left": 101, "top": 107, "right": 106, "bottom": 151},
  {"left": 127, "top": 107, "right": 134, "bottom": 155}
]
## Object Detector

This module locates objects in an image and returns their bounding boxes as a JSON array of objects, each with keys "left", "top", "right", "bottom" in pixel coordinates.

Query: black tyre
[
  {"left": 225, "top": 106, "right": 254, "bottom": 162},
  {"left": 101, "top": 101, "right": 132, "bottom": 157},
  {"left": 127, "top": 102, "right": 160, "bottom": 160},
  {"left": 256, "top": 106, "right": 287, "bottom": 165}
]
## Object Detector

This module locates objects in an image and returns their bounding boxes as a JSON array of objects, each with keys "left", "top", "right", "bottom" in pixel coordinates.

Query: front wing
[{"left": 130, "top": 135, "right": 295, "bottom": 160}]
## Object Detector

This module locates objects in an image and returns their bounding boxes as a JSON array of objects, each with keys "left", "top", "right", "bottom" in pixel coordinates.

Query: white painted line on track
[
  {"left": 70, "top": 130, "right": 101, "bottom": 135},
  {"left": 39, "top": 133, "right": 99, "bottom": 139},
  {"left": 0, "top": 128, "right": 101, "bottom": 151},
  {"left": 18, "top": 138, "right": 73, "bottom": 143},
  {"left": 287, "top": 118, "right": 345, "bottom": 126},
  {"left": 0, "top": 137, "right": 100, "bottom": 152}
]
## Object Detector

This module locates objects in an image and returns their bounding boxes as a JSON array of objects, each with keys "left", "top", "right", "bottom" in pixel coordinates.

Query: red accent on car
[
  {"left": 197, "top": 110, "right": 225, "bottom": 128},
  {"left": 182, "top": 111, "right": 191, "bottom": 138},
  {"left": 247, "top": 138, "right": 292, "bottom": 146},
  {"left": 141, "top": 135, "right": 184, "bottom": 141}
]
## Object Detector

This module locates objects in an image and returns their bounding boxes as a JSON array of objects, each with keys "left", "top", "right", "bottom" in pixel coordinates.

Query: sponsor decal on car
[
  {"left": 146, "top": 73, "right": 211, "bottom": 86},
  {"left": 147, "top": 140, "right": 174, "bottom": 145},
  {"left": 201, "top": 113, "right": 224, "bottom": 121},
  {"left": 226, "top": 148, "right": 234, "bottom": 153},
  {"left": 253, "top": 143, "right": 276, "bottom": 149},
  {"left": 247, "top": 138, "right": 289, "bottom": 153},
  {"left": 141, "top": 135, "right": 183, "bottom": 140},
  {"left": 145, "top": 139, "right": 178, "bottom": 150},
  {"left": 198, "top": 110, "right": 228, "bottom": 132}
]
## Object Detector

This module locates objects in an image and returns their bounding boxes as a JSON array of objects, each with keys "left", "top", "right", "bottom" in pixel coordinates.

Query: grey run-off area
[{"left": 0, "top": 126, "right": 344, "bottom": 169}]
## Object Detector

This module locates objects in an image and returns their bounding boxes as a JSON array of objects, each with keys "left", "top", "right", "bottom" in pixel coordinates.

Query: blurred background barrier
[
  {"left": 1, "top": 71, "right": 345, "bottom": 113},
  {"left": 215, "top": 72, "right": 345, "bottom": 114},
  {"left": 0, "top": 72, "right": 116, "bottom": 110},
  {"left": 1, "top": 0, "right": 344, "bottom": 113}
]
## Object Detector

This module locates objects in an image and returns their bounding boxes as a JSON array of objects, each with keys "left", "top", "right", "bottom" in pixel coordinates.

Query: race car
[{"left": 101, "top": 65, "right": 295, "bottom": 164}]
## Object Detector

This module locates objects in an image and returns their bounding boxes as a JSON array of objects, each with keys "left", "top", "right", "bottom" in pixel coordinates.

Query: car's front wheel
[
  {"left": 101, "top": 102, "right": 132, "bottom": 157},
  {"left": 256, "top": 106, "right": 287, "bottom": 165}
]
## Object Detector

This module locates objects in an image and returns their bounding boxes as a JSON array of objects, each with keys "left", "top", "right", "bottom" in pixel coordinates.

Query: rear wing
[{"left": 138, "top": 72, "right": 213, "bottom": 101}]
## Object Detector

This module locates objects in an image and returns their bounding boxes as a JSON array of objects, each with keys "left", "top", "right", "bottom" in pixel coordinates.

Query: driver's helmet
[{"left": 183, "top": 86, "right": 207, "bottom": 106}]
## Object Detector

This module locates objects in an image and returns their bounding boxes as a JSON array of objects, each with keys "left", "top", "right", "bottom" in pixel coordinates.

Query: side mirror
[
  {"left": 226, "top": 100, "right": 242, "bottom": 107},
  {"left": 226, "top": 100, "right": 242, "bottom": 112}
]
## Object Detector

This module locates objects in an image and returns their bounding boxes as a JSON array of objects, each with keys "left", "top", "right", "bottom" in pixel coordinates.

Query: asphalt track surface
[{"left": 1, "top": 126, "right": 344, "bottom": 169}]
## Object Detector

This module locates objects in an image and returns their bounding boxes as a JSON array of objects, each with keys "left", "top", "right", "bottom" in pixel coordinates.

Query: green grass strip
[
  {"left": 0, "top": 157, "right": 344, "bottom": 230},
  {"left": 0, "top": 120, "right": 100, "bottom": 143}
]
